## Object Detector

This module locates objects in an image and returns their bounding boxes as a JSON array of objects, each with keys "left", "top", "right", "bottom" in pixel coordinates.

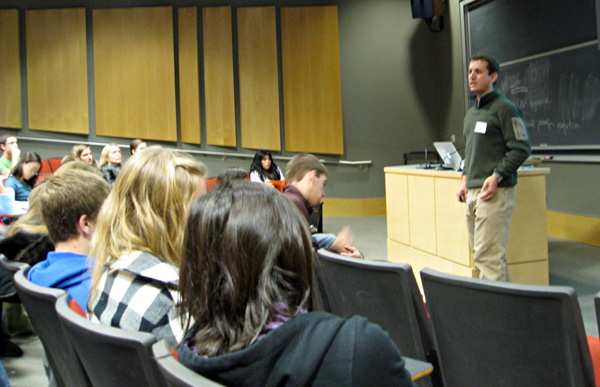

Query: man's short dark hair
[
  {"left": 470, "top": 54, "right": 500, "bottom": 76},
  {"left": 39, "top": 170, "right": 110, "bottom": 243},
  {"left": 0, "top": 134, "right": 15, "bottom": 149}
]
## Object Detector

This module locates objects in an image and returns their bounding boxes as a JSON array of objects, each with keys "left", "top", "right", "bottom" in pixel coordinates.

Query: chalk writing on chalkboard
[{"left": 494, "top": 44, "right": 600, "bottom": 148}]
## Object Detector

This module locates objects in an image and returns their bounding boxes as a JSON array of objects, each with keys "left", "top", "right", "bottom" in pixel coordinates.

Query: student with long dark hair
[
  {"left": 249, "top": 150, "right": 284, "bottom": 184},
  {"left": 177, "top": 180, "right": 414, "bottom": 386},
  {"left": 4, "top": 152, "right": 41, "bottom": 202}
]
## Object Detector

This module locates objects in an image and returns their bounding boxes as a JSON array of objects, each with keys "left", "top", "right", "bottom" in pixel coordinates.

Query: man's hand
[
  {"left": 456, "top": 175, "right": 467, "bottom": 202},
  {"left": 330, "top": 226, "right": 354, "bottom": 253},
  {"left": 480, "top": 175, "right": 498, "bottom": 201},
  {"left": 340, "top": 245, "right": 363, "bottom": 259},
  {"left": 10, "top": 146, "right": 20, "bottom": 165},
  {"left": 1, "top": 169, "right": 9, "bottom": 177}
]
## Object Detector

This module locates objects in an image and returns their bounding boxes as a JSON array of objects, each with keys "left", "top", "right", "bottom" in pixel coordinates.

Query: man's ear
[
  {"left": 77, "top": 215, "right": 92, "bottom": 238},
  {"left": 490, "top": 72, "right": 499, "bottom": 84}
]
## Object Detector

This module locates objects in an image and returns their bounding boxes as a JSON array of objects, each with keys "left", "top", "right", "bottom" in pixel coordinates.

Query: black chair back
[
  {"left": 421, "top": 268, "right": 595, "bottom": 387},
  {"left": 13, "top": 266, "right": 91, "bottom": 387},
  {"left": 315, "top": 249, "right": 440, "bottom": 386},
  {"left": 55, "top": 293, "right": 166, "bottom": 387},
  {"left": 152, "top": 340, "right": 225, "bottom": 387}
]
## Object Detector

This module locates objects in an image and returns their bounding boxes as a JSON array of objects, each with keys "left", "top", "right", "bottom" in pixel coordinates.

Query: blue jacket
[
  {"left": 28, "top": 251, "right": 92, "bottom": 310},
  {"left": 4, "top": 176, "right": 32, "bottom": 202}
]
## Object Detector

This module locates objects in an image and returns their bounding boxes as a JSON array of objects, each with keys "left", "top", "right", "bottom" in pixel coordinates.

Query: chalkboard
[
  {"left": 466, "top": 0, "right": 597, "bottom": 63},
  {"left": 463, "top": 0, "right": 600, "bottom": 149},
  {"left": 495, "top": 45, "right": 600, "bottom": 148}
]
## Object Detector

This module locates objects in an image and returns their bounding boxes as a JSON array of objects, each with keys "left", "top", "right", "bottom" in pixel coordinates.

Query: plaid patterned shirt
[{"left": 89, "top": 251, "right": 186, "bottom": 347}]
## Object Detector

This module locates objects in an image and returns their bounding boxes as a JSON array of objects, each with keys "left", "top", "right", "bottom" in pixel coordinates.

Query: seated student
[
  {"left": 284, "top": 153, "right": 362, "bottom": 257},
  {"left": 97, "top": 143, "right": 121, "bottom": 187},
  {"left": 177, "top": 181, "right": 415, "bottom": 386},
  {"left": 0, "top": 185, "right": 53, "bottom": 266},
  {"left": 0, "top": 183, "right": 52, "bottom": 341},
  {"left": 4, "top": 152, "right": 41, "bottom": 202},
  {"left": 249, "top": 150, "right": 286, "bottom": 192},
  {"left": 129, "top": 139, "right": 147, "bottom": 155},
  {"left": 88, "top": 146, "right": 207, "bottom": 347},
  {"left": 0, "top": 134, "right": 20, "bottom": 177},
  {"left": 0, "top": 184, "right": 13, "bottom": 216},
  {"left": 27, "top": 170, "right": 110, "bottom": 310},
  {"left": 68, "top": 144, "right": 97, "bottom": 167}
]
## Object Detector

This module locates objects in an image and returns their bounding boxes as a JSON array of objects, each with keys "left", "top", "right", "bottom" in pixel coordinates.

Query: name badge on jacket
[{"left": 474, "top": 121, "right": 487, "bottom": 134}]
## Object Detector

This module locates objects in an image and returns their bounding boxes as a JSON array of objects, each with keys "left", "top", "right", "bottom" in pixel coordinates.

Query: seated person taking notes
[{"left": 4, "top": 152, "right": 41, "bottom": 202}]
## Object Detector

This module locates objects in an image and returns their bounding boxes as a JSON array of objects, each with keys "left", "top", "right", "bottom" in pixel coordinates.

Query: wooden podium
[{"left": 384, "top": 165, "right": 550, "bottom": 287}]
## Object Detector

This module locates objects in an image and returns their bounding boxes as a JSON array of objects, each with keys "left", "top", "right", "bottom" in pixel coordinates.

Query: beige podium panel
[
  {"left": 407, "top": 175, "right": 436, "bottom": 255},
  {"left": 385, "top": 165, "right": 550, "bottom": 288},
  {"left": 385, "top": 173, "right": 409, "bottom": 245}
]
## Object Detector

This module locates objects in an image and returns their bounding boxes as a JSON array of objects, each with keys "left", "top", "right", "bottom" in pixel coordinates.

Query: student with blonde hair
[
  {"left": 0, "top": 185, "right": 53, "bottom": 265},
  {"left": 88, "top": 146, "right": 207, "bottom": 346},
  {"left": 97, "top": 143, "right": 121, "bottom": 187}
]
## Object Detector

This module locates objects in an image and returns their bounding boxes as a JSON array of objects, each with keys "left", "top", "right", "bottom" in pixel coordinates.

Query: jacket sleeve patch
[{"left": 511, "top": 117, "right": 528, "bottom": 141}]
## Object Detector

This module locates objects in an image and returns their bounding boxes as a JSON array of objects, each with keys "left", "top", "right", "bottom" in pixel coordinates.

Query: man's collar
[{"left": 471, "top": 89, "right": 498, "bottom": 108}]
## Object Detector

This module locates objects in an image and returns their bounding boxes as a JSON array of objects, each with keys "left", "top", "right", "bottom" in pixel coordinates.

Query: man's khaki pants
[{"left": 466, "top": 186, "right": 517, "bottom": 282}]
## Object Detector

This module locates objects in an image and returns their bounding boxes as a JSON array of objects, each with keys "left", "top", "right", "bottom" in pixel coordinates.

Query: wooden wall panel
[
  {"left": 237, "top": 6, "right": 280, "bottom": 151},
  {"left": 281, "top": 6, "right": 343, "bottom": 155},
  {"left": 93, "top": 7, "right": 176, "bottom": 141},
  {"left": 178, "top": 7, "right": 201, "bottom": 144},
  {"left": 0, "top": 9, "right": 21, "bottom": 129},
  {"left": 26, "top": 8, "right": 88, "bottom": 134},
  {"left": 203, "top": 6, "right": 236, "bottom": 147}
]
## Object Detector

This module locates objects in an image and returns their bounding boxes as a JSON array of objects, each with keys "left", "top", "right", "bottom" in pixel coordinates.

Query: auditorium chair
[
  {"left": 13, "top": 267, "right": 91, "bottom": 386},
  {"left": 315, "top": 249, "right": 441, "bottom": 386},
  {"left": 55, "top": 294, "right": 166, "bottom": 387},
  {"left": 421, "top": 268, "right": 594, "bottom": 387}
]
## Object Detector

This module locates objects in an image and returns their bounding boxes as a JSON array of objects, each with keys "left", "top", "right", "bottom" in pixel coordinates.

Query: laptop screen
[{"left": 433, "top": 141, "right": 463, "bottom": 171}]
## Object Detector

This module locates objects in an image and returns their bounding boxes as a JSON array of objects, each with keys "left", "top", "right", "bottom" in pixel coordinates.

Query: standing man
[
  {"left": 0, "top": 135, "right": 20, "bottom": 177},
  {"left": 456, "top": 54, "right": 531, "bottom": 282}
]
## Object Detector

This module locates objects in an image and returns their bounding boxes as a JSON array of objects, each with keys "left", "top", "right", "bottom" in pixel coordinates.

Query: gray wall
[{"left": 3, "top": 0, "right": 597, "bottom": 218}]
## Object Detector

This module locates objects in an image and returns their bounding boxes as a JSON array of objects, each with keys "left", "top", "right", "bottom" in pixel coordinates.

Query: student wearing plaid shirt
[{"left": 88, "top": 147, "right": 207, "bottom": 347}]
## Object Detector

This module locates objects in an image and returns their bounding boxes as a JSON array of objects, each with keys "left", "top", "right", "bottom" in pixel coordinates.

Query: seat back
[
  {"left": 13, "top": 267, "right": 90, "bottom": 387},
  {"left": 0, "top": 254, "right": 28, "bottom": 275},
  {"left": 315, "top": 249, "right": 439, "bottom": 386},
  {"left": 152, "top": 340, "right": 225, "bottom": 387},
  {"left": 55, "top": 294, "right": 166, "bottom": 387},
  {"left": 205, "top": 177, "right": 218, "bottom": 193},
  {"left": 420, "top": 268, "right": 595, "bottom": 387},
  {"left": 39, "top": 159, "right": 53, "bottom": 174},
  {"left": 48, "top": 157, "right": 62, "bottom": 172}
]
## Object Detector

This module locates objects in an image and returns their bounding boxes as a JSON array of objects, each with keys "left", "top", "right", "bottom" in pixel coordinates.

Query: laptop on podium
[{"left": 433, "top": 141, "right": 463, "bottom": 171}]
